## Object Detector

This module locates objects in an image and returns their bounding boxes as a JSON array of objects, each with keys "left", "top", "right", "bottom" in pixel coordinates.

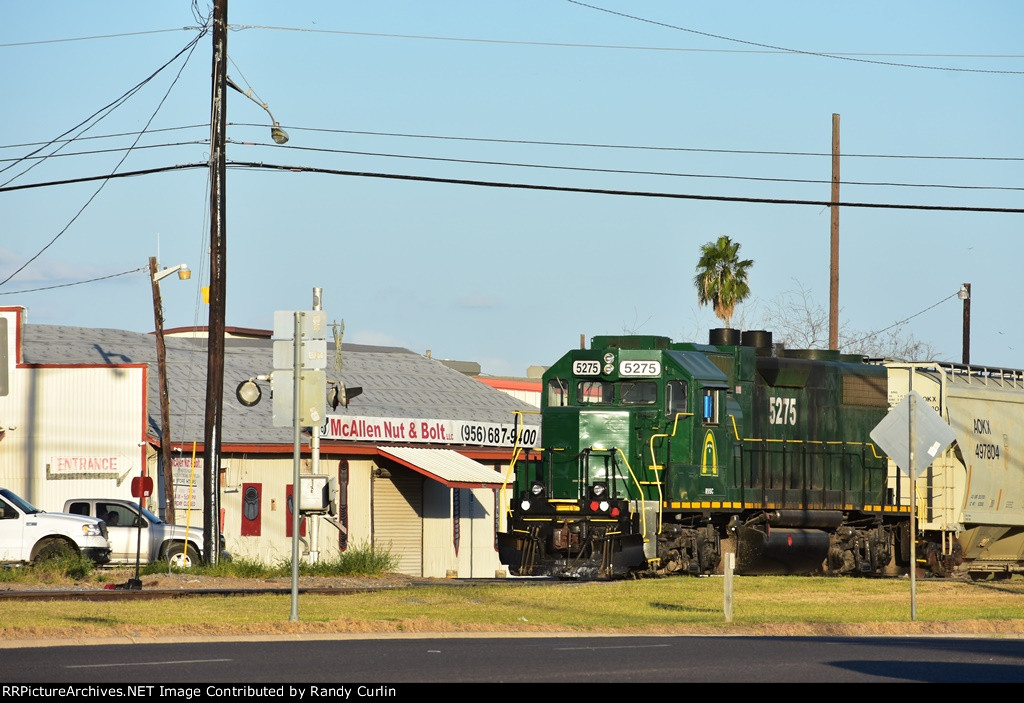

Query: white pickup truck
[
  {"left": 63, "top": 498, "right": 229, "bottom": 568},
  {"left": 0, "top": 488, "right": 111, "bottom": 565}
]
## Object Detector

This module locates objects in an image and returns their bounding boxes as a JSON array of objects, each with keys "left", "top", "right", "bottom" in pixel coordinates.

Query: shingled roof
[{"left": 21, "top": 324, "right": 539, "bottom": 447}]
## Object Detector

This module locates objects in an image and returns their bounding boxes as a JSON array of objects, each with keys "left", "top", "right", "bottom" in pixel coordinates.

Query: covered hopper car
[
  {"left": 497, "top": 329, "right": 1024, "bottom": 580},
  {"left": 884, "top": 361, "right": 1024, "bottom": 580}
]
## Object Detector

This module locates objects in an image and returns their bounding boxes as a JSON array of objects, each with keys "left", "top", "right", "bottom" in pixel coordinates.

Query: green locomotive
[{"left": 498, "top": 329, "right": 912, "bottom": 578}]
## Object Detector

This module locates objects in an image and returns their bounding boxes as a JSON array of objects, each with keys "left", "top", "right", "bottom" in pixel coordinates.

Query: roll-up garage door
[{"left": 372, "top": 468, "right": 424, "bottom": 576}]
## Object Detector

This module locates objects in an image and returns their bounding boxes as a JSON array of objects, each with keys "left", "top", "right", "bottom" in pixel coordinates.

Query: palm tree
[{"left": 693, "top": 235, "right": 753, "bottom": 329}]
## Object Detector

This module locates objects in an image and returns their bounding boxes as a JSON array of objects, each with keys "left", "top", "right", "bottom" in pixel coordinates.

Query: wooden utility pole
[
  {"left": 961, "top": 282, "right": 972, "bottom": 365},
  {"left": 149, "top": 256, "right": 176, "bottom": 525},
  {"left": 829, "top": 113, "right": 840, "bottom": 351},
  {"left": 203, "top": 0, "right": 228, "bottom": 565}
]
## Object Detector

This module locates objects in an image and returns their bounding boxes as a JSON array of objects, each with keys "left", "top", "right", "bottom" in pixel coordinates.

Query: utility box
[{"left": 298, "top": 474, "right": 334, "bottom": 514}]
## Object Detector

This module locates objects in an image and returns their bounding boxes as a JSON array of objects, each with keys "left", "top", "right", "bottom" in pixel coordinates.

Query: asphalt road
[{"left": 3, "top": 634, "right": 1024, "bottom": 684}]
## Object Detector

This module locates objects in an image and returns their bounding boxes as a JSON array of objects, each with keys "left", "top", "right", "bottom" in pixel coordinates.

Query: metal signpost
[
  {"left": 870, "top": 389, "right": 956, "bottom": 621},
  {"left": 271, "top": 307, "right": 328, "bottom": 622},
  {"left": 128, "top": 475, "right": 153, "bottom": 591}
]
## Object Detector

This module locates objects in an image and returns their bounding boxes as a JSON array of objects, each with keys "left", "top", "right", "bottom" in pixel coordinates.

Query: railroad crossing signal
[{"left": 271, "top": 310, "right": 328, "bottom": 428}]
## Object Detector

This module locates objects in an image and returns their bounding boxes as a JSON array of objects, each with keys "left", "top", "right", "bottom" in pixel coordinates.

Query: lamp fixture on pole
[
  {"left": 149, "top": 257, "right": 191, "bottom": 525},
  {"left": 958, "top": 283, "right": 971, "bottom": 365},
  {"left": 153, "top": 263, "right": 191, "bottom": 283},
  {"left": 226, "top": 76, "right": 289, "bottom": 144}
]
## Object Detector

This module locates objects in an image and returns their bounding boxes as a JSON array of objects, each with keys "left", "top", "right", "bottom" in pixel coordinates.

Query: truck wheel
[
  {"left": 33, "top": 539, "right": 76, "bottom": 563},
  {"left": 167, "top": 543, "right": 201, "bottom": 569}
]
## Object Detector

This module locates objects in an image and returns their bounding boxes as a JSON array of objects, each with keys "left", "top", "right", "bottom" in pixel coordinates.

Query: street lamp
[
  {"left": 958, "top": 283, "right": 971, "bottom": 365},
  {"left": 226, "top": 76, "right": 289, "bottom": 145},
  {"left": 150, "top": 258, "right": 191, "bottom": 524},
  {"left": 153, "top": 263, "right": 191, "bottom": 283}
]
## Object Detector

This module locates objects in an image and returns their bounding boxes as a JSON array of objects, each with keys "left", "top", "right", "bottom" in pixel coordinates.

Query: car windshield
[{"left": 0, "top": 488, "right": 42, "bottom": 514}]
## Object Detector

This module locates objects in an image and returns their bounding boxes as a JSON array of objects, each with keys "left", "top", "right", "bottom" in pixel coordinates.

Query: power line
[
  {"left": 225, "top": 160, "right": 1024, "bottom": 214},
  {"left": 227, "top": 23, "right": 1024, "bottom": 61},
  {"left": 0, "top": 267, "right": 147, "bottom": 295},
  {"left": 0, "top": 125, "right": 209, "bottom": 151},
  {"left": 0, "top": 141, "right": 208, "bottom": 164},
  {"left": 5, "top": 22, "right": 1023, "bottom": 63},
  {"left": 0, "top": 28, "right": 197, "bottom": 48},
  {"left": 0, "top": 30, "right": 207, "bottom": 185},
  {"left": 0, "top": 163, "right": 204, "bottom": 192},
  {"left": 256, "top": 141, "right": 1023, "bottom": 193},
  {"left": 566, "top": 0, "right": 1024, "bottom": 75},
  {"left": 2, "top": 123, "right": 1020, "bottom": 164},
  {"left": 4, "top": 159, "right": 1019, "bottom": 213},
  {"left": 3, "top": 160, "right": 1019, "bottom": 213},
  {"left": 0, "top": 30, "right": 206, "bottom": 287},
  {"left": 849, "top": 291, "right": 961, "bottom": 347},
  {"left": 4, "top": 159, "right": 1018, "bottom": 295},
  {"left": 258, "top": 125, "right": 1024, "bottom": 162}
]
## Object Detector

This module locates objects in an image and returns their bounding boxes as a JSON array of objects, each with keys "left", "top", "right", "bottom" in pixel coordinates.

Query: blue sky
[{"left": 2, "top": 2, "right": 1021, "bottom": 376}]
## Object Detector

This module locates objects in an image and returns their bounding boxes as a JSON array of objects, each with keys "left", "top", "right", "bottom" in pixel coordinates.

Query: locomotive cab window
[
  {"left": 619, "top": 381, "right": 657, "bottom": 405},
  {"left": 701, "top": 387, "right": 720, "bottom": 425},
  {"left": 547, "top": 378, "right": 569, "bottom": 407},
  {"left": 666, "top": 380, "right": 689, "bottom": 416},
  {"left": 578, "top": 380, "right": 613, "bottom": 404}
]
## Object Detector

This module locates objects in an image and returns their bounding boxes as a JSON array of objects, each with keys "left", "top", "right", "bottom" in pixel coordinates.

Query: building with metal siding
[
  {"left": 0, "top": 309, "right": 148, "bottom": 511},
  {"left": 475, "top": 377, "right": 542, "bottom": 408},
  {"left": 0, "top": 305, "right": 538, "bottom": 577}
]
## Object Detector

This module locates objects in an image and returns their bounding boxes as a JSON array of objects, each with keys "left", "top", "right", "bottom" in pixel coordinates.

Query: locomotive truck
[{"left": 497, "top": 329, "right": 1023, "bottom": 580}]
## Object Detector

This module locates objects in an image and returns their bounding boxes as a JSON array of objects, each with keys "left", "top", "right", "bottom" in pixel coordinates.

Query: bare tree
[{"left": 755, "top": 281, "right": 937, "bottom": 360}]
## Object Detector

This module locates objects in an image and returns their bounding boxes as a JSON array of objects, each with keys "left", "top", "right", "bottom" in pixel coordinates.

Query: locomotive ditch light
[{"left": 520, "top": 499, "right": 532, "bottom": 512}]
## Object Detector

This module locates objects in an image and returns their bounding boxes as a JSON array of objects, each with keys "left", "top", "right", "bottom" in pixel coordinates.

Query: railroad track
[{"left": 0, "top": 577, "right": 557, "bottom": 602}]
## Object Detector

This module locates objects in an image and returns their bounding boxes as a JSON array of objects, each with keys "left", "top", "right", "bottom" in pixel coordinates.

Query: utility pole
[
  {"left": 961, "top": 282, "right": 972, "bottom": 365},
  {"left": 203, "top": 0, "right": 228, "bottom": 565},
  {"left": 829, "top": 113, "right": 840, "bottom": 351},
  {"left": 149, "top": 257, "right": 176, "bottom": 524}
]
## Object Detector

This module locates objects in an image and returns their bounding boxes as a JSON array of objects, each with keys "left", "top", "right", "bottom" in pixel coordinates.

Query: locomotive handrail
[
  {"left": 499, "top": 409, "right": 543, "bottom": 525},
  {"left": 728, "top": 414, "right": 886, "bottom": 460},
  {"left": 647, "top": 413, "right": 693, "bottom": 534},
  {"left": 670, "top": 412, "right": 694, "bottom": 434},
  {"left": 499, "top": 446, "right": 526, "bottom": 524},
  {"left": 613, "top": 447, "right": 650, "bottom": 545},
  {"left": 648, "top": 433, "right": 667, "bottom": 534}
]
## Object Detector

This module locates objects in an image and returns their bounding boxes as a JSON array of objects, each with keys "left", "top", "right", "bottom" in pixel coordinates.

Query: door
[
  {"left": 0, "top": 496, "right": 25, "bottom": 562},
  {"left": 372, "top": 467, "right": 423, "bottom": 576},
  {"left": 97, "top": 501, "right": 149, "bottom": 563}
]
